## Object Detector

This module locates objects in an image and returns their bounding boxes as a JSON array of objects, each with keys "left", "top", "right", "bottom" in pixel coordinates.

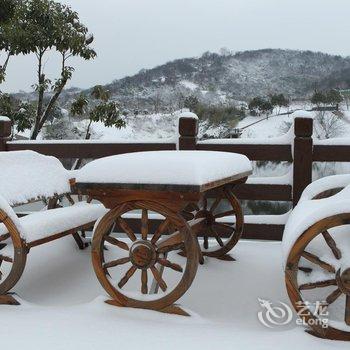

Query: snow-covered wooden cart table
[{"left": 73, "top": 151, "right": 252, "bottom": 314}]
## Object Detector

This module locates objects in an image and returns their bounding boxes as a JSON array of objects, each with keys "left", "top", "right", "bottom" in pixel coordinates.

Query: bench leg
[
  {"left": 0, "top": 293, "right": 20, "bottom": 305},
  {"left": 72, "top": 232, "right": 88, "bottom": 250}
]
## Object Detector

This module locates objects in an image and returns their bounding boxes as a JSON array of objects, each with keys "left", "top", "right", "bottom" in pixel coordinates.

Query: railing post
[
  {"left": 0, "top": 117, "right": 12, "bottom": 151},
  {"left": 293, "top": 117, "right": 313, "bottom": 207},
  {"left": 178, "top": 113, "right": 198, "bottom": 150}
]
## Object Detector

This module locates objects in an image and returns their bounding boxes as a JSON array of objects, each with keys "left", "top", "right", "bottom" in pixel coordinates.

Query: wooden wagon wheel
[
  {"left": 285, "top": 213, "right": 350, "bottom": 341},
  {"left": 188, "top": 187, "right": 243, "bottom": 259},
  {"left": 0, "top": 210, "right": 27, "bottom": 296},
  {"left": 92, "top": 201, "right": 199, "bottom": 311}
]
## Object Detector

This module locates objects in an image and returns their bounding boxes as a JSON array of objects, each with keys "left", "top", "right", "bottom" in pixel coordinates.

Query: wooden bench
[
  {"left": 0, "top": 151, "right": 107, "bottom": 304},
  {"left": 283, "top": 174, "right": 350, "bottom": 341}
]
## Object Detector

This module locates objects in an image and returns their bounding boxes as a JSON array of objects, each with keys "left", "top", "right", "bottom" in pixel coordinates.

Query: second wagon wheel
[
  {"left": 0, "top": 210, "right": 27, "bottom": 298},
  {"left": 285, "top": 213, "right": 350, "bottom": 341},
  {"left": 188, "top": 187, "right": 243, "bottom": 259},
  {"left": 92, "top": 201, "right": 199, "bottom": 312}
]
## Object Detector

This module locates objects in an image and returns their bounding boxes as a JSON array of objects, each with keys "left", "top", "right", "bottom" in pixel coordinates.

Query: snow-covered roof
[
  {"left": 0, "top": 151, "right": 71, "bottom": 206},
  {"left": 76, "top": 151, "right": 252, "bottom": 188}
]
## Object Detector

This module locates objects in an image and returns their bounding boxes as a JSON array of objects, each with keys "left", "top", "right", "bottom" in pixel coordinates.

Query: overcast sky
[{"left": 2, "top": 0, "right": 350, "bottom": 92}]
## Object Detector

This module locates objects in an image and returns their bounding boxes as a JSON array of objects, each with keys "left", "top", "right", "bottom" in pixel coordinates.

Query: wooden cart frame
[{"left": 74, "top": 170, "right": 251, "bottom": 315}]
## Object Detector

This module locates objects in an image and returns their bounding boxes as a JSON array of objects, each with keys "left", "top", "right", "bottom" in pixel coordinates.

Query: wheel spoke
[
  {"left": 104, "top": 235, "right": 129, "bottom": 251},
  {"left": 116, "top": 217, "right": 137, "bottom": 241},
  {"left": 118, "top": 266, "right": 137, "bottom": 289},
  {"left": 322, "top": 231, "right": 342, "bottom": 260},
  {"left": 141, "top": 269, "right": 148, "bottom": 294},
  {"left": 210, "top": 198, "right": 221, "bottom": 213},
  {"left": 141, "top": 209, "right": 148, "bottom": 240},
  {"left": 209, "top": 227, "right": 224, "bottom": 247},
  {"left": 151, "top": 218, "right": 170, "bottom": 245},
  {"left": 0, "top": 255, "right": 12, "bottom": 263},
  {"left": 158, "top": 242, "right": 184, "bottom": 254},
  {"left": 203, "top": 197, "right": 208, "bottom": 210},
  {"left": 299, "top": 279, "right": 337, "bottom": 290},
  {"left": 299, "top": 266, "right": 313, "bottom": 273},
  {"left": 103, "top": 257, "right": 130, "bottom": 269},
  {"left": 214, "top": 210, "right": 234, "bottom": 219},
  {"left": 150, "top": 266, "right": 167, "bottom": 292},
  {"left": 0, "top": 234, "right": 9, "bottom": 242},
  {"left": 157, "top": 230, "right": 183, "bottom": 252},
  {"left": 203, "top": 231, "right": 209, "bottom": 249},
  {"left": 212, "top": 223, "right": 234, "bottom": 237},
  {"left": 301, "top": 251, "right": 335, "bottom": 273},
  {"left": 326, "top": 288, "right": 342, "bottom": 305},
  {"left": 158, "top": 258, "right": 183, "bottom": 272},
  {"left": 346, "top": 295, "right": 350, "bottom": 326}
]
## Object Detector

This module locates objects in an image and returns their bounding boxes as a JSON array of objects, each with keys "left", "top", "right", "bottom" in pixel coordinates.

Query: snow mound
[
  {"left": 76, "top": 151, "right": 252, "bottom": 187},
  {"left": 0, "top": 151, "right": 71, "bottom": 206},
  {"left": 0, "top": 202, "right": 108, "bottom": 243},
  {"left": 282, "top": 184, "right": 350, "bottom": 263}
]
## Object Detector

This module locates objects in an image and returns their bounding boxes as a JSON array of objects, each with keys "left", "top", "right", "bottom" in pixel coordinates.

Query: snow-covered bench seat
[
  {"left": 0, "top": 151, "right": 107, "bottom": 303},
  {"left": 282, "top": 175, "right": 350, "bottom": 341}
]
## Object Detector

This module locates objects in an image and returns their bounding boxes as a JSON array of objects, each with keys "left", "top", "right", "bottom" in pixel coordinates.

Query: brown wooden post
[
  {"left": 178, "top": 114, "right": 198, "bottom": 150},
  {"left": 0, "top": 117, "right": 12, "bottom": 152},
  {"left": 293, "top": 117, "right": 313, "bottom": 207}
]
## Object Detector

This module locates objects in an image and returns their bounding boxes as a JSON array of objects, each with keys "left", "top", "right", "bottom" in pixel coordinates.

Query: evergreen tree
[{"left": 7, "top": 0, "right": 97, "bottom": 139}]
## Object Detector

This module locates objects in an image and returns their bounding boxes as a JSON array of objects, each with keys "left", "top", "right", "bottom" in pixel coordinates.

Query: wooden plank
[
  {"left": 313, "top": 145, "right": 350, "bottom": 162},
  {"left": 7, "top": 142, "right": 176, "bottom": 159},
  {"left": 196, "top": 143, "right": 292, "bottom": 161},
  {"left": 293, "top": 118, "right": 313, "bottom": 206},
  {"left": 233, "top": 183, "right": 292, "bottom": 201},
  {"left": 242, "top": 223, "right": 284, "bottom": 241}
]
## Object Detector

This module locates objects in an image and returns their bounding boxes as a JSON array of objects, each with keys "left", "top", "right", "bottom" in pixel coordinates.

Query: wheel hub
[
  {"left": 129, "top": 241, "right": 156, "bottom": 269},
  {"left": 336, "top": 268, "right": 350, "bottom": 295},
  {"left": 195, "top": 210, "right": 215, "bottom": 225}
]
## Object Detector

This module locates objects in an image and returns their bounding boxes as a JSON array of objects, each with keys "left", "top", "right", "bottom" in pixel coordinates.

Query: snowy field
[{"left": 1, "top": 237, "right": 348, "bottom": 349}]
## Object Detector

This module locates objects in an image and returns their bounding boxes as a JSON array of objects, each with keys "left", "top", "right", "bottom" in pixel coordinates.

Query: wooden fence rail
[{"left": 0, "top": 113, "right": 348, "bottom": 241}]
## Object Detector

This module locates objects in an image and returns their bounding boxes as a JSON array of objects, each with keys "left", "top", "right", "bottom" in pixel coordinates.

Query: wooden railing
[{"left": 0, "top": 113, "right": 348, "bottom": 241}]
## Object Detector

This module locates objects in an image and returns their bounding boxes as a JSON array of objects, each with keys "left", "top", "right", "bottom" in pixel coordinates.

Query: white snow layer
[
  {"left": 300, "top": 174, "right": 350, "bottom": 201},
  {"left": 1, "top": 238, "right": 347, "bottom": 350},
  {"left": 76, "top": 151, "right": 252, "bottom": 186},
  {"left": 0, "top": 116, "right": 10, "bottom": 121},
  {"left": 0, "top": 202, "right": 108, "bottom": 242},
  {"left": 0, "top": 151, "right": 71, "bottom": 205},
  {"left": 282, "top": 184, "right": 350, "bottom": 263}
]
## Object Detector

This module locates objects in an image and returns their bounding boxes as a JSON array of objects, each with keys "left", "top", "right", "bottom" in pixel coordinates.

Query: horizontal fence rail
[
  {"left": 197, "top": 143, "right": 292, "bottom": 161},
  {"left": 1, "top": 113, "right": 349, "bottom": 241},
  {"left": 7, "top": 141, "right": 176, "bottom": 158}
]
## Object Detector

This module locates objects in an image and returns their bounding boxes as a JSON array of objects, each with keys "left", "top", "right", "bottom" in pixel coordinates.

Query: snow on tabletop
[
  {"left": 0, "top": 151, "right": 71, "bottom": 206},
  {"left": 282, "top": 185, "right": 350, "bottom": 264},
  {"left": 76, "top": 151, "right": 252, "bottom": 186},
  {"left": 300, "top": 174, "right": 350, "bottom": 201}
]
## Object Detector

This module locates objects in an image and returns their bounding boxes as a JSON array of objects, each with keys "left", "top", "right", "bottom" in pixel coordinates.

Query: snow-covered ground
[{"left": 1, "top": 237, "right": 348, "bottom": 349}]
